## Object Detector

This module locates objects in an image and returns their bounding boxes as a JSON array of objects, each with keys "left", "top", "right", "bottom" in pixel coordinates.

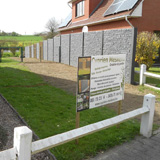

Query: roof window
[{"left": 76, "top": 1, "right": 85, "bottom": 17}]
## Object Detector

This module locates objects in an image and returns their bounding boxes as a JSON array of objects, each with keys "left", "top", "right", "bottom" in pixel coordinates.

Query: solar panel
[
  {"left": 104, "top": 3, "right": 122, "bottom": 16},
  {"left": 113, "top": 0, "right": 124, "bottom": 4},
  {"left": 59, "top": 12, "right": 72, "bottom": 28},
  {"left": 104, "top": 0, "right": 139, "bottom": 16},
  {"left": 117, "top": 0, "right": 138, "bottom": 13}
]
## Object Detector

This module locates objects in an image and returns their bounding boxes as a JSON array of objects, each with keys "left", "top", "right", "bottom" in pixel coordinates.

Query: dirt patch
[{"left": 11, "top": 57, "right": 160, "bottom": 125}]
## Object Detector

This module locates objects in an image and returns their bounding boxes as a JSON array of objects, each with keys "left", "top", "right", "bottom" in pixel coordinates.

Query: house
[{"left": 59, "top": 0, "right": 160, "bottom": 35}]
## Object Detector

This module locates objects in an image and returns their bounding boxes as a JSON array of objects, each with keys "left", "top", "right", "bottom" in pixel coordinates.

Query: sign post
[
  {"left": 117, "top": 100, "right": 122, "bottom": 128},
  {"left": 75, "top": 112, "right": 80, "bottom": 144},
  {"left": 118, "top": 100, "right": 122, "bottom": 115}
]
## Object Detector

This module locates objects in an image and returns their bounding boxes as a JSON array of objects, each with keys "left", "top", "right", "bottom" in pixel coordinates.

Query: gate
[{"left": 0, "top": 47, "right": 23, "bottom": 63}]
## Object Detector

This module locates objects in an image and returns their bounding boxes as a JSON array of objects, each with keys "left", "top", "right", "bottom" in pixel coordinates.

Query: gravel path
[{"left": 0, "top": 94, "right": 55, "bottom": 159}]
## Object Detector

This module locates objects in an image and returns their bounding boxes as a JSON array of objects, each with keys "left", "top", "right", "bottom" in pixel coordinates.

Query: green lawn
[
  {"left": 134, "top": 67, "right": 160, "bottom": 88},
  {"left": 0, "top": 58, "right": 140, "bottom": 160}
]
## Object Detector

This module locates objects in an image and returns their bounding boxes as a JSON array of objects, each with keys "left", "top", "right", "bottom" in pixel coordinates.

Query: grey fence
[
  {"left": 25, "top": 28, "right": 137, "bottom": 84},
  {"left": 36, "top": 43, "right": 39, "bottom": 59}
]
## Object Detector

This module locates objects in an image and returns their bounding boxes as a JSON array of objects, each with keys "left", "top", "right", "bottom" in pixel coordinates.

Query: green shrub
[
  {"left": 2, "top": 52, "right": 13, "bottom": 57},
  {"left": 135, "top": 32, "right": 160, "bottom": 70},
  {"left": 15, "top": 52, "right": 20, "bottom": 57},
  {"left": 2, "top": 52, "right": 20, "bottom": 57}
]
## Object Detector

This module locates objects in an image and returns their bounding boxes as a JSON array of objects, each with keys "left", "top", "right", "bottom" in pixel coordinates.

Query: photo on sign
[
  {"left": 78, "top": 57, "right": 91, "bottom": 76},
  {"left": 77, "top": 57, "right": 91, "bottom": 112},
  {"left": 78, "top": 75, "right": 90, "bottom": 93},
  {"left": 77, "top": 92, "right": 90, "bottom": 112}
]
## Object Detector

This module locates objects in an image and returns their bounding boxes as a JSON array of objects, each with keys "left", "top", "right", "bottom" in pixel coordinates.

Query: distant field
[{"left": 0, "top": 36, "right": 43, "bottom": 46}]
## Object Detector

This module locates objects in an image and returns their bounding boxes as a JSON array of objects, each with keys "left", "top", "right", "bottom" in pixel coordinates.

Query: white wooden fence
[
  {"left": 0, "top": 94, "right": 155, "bottom": 160},
  {"left": 139, "top": 64, "right": 160, "bottom": 90}
]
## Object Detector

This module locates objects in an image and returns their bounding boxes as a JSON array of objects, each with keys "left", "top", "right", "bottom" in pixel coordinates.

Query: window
[{"left": 76, "top": 1, "right": 84, "bottom": 17}]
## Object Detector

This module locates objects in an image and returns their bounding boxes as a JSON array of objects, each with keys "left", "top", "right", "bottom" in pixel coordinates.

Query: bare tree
[{"left": 45, "top": 17, "right": 59, "bottom": 39}]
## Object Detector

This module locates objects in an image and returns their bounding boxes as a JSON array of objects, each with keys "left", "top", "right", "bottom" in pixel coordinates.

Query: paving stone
[{"left": 89, "top": 130, "right": 160, "bottom": 160}]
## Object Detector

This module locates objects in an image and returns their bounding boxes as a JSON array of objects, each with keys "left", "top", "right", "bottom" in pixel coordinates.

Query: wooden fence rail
[
  {"left": 0, "top": 94, "right": 156, "bottom": 160},
  {"left": 0, "top": 148, "right": 16, "bottom": 160},
  {"left": 140, "top": 64, "right": 160, "bottom": 91}
]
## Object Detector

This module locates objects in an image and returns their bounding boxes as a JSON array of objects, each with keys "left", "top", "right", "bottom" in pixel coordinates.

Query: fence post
[
  {"left": 0, "top": 49, "right": 2, "bottom": 63},
  {"left": 140, "top": 64, "right": 146, "bottom": 85},
  {"left": 21, "top": 47, "right": 23, "bottom": 62},
  {"left": 14, "top": 126, "right": 32, "bottom": 160},
  {"left": 82, "top": 32, "right": 84, "bottom": 57},
  {"left": 53, "top": 37, "right": 54, "bottom": 62},
  {"left": 59, "top": 35, "right": 61, "bottom": 63},
  {"left": 140, "top": 94, "right": 155, "bottom": 138},
  {"left": 101, "top": 31, "right": 104, "bottom": 55}
]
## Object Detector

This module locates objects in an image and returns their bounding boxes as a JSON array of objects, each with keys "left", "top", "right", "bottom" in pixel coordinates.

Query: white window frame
[{"left": 76, "top": 1, "right": 84, "bottom": 17}]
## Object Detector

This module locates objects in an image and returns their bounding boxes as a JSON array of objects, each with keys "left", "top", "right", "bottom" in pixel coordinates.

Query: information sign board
[{"left": 77, "top": 54, "right": 126, "bottom": 112}]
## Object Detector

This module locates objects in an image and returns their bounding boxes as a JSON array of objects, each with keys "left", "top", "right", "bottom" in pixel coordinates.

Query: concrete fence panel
[
  {"left": 31, "top": 45, "right": 34, "bottom": 58},
  {"left": 43, "top": 40, "right": 48, "bottom": 61},
  {"left": 36, "top": 43, "right": 40, "bottom": 59},
  {"left": 61, "top": 34, "right": 70, "bottom": 65},
  {"left": 48, "top": 39, "right": 54, "bottom": 61},
  {"left": 34, "top": 44, "right": 37, "bottom": 58},
  {"left": 103, "top": 28, "right": 134, "bottom": 83},
  {"left": 24, "top": 28, "right": 137, "bottom": 84},
  {"left": 84, "top": 31, "right": 102, "bottom": 56},
  {"left": 25, "top": 46, "right": 30, "bottom": 58},
  {"left": 54, "top": 37, "right": 60, "bottom": 63},
  {"left": 29, "top": 46, "right": 31, "bottom": 58},
  {"left": 24, "top": 46, "right": 27, "bottom": 58},
  {"left": 70, "top": 33, "right": 83, "bottom": 67}
]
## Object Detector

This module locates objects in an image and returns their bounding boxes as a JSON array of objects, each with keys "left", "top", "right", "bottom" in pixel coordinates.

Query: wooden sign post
[
  {"left": 117, "top": 100, "right": 122, "bottom": 128},
  {"left": 75, "top": 112, "right": 80, "bottom": 144},
  {"left": 118, "top": 100, "right": 122, "bottom": 115}
]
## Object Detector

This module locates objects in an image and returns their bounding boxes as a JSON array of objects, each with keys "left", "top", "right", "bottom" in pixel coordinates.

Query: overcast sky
[{"left": 0, "top": 0, "right": 71, "bottom": 35}]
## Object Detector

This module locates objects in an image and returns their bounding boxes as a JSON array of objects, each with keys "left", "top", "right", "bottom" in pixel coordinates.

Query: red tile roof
[{"left": 59, "top": 0, "right": 142, "bottom": 31}]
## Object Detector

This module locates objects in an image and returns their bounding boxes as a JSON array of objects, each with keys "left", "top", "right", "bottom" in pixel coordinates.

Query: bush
[
  {"left": 2, "top": 52, "right": 13, "bottom": 57},
  {"left": 15, "top": 52, "right": 20, "bottom": 57},
  {"left": 2, "top": 52, "right": 20, "bottom": 57},
  {"left": 135, "top": 32, "right": 160, "bottom": 70}
]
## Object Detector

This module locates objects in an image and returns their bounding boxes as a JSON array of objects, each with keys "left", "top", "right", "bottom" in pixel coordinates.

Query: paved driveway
[{"left": 90, "top": 129, "right": 160, "bottom": 160}]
